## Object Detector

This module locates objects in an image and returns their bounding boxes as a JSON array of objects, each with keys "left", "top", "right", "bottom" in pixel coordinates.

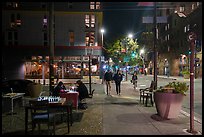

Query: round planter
[
  {"left": 28, "top": 83, "right": 42, "bottom": 97},
  {"left": 154, "top": 92, "right": 184, "bottom": 119}
]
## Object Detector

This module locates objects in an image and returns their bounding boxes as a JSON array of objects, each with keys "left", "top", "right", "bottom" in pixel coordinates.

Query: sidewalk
[
  {"left": 99, "top": 80, "right": 202, "bottom": 135},
  {"left": 2, "top": 78, "right": 202, "bottom": 135}
]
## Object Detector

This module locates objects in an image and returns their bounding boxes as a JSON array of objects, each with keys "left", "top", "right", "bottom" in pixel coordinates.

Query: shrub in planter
[
  {"left": 154, "top": 82, "right": 189, "bottom": 119},
  {"left": 181, "top": 69, "right": 190, "bottom": 79}
]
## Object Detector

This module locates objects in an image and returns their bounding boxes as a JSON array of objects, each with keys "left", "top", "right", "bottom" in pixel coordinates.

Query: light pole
[
  {"left": 153, "top": 2, "right": 158, "bottom": 89},
  {"left": 140, "top": 49, "right": 145, "bottom": 74},
  {"left": 101, "top": 28, "right": 105, "bottom": 47},
  {"left": 86, "top": 48, "right": 93, "bottom": 95},
  {"left": 49, "top": 2, "right": 55, "bottom": 95},
  {"left": 125, "top": 33, "right": 133, "bottom": 81}
]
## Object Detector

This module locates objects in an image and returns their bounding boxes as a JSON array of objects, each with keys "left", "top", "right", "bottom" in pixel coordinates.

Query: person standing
[
  {"left": 104, "top": 69, "right": 113, "bottom": 95},
  {"left": 113, "top": 70, "right": 123, "bottom": 95}
]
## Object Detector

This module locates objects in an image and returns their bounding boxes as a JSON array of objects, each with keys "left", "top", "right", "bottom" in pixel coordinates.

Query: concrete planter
[
  {"left": 28, "top": 83, "right": 42, "bottom": 97},
  {"left": 154, "top": 92, "right": 185, "bottom": 119}
]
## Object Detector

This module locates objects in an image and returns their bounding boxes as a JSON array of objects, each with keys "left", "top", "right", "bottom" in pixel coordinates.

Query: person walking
[
  {"left": 113, "top": 70, "right": 123, "bottom": 95},
  {"left": 132, "top": 71, "right": 138, "bottom": 89},
  {"left": 104, "top": 69, "right": 113, "bottom": 95}
]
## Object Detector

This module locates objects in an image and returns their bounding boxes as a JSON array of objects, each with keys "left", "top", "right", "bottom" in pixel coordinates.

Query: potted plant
[
  {"left": 181, "top": 69, "right": 190, "bottom": 79},
  {"left": 154, "top": 81, "right": 189, "bottom": 119}
]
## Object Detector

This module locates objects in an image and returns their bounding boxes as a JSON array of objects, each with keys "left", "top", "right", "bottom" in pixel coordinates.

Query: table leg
[
  {"left": 25, "top": 107, "right": 28, "bottom": 134},
  {"left": 67, "top": 107, "right": 69, "bottom": 133}
]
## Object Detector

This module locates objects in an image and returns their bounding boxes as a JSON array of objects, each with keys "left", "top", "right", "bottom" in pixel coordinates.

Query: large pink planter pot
[{"left": 154, "top": 92, "right": 185, "bottom": 119}]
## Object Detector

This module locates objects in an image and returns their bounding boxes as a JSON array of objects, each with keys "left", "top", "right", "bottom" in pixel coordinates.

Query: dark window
[
  {"left": 8, "top": 32, "right": 12, "bottom": 40},
  {"left": 11, "top": 14, "right": 15, "bottom": 22},
  {"left": 14, "top": 41, "right": 18, "bottom": 45},
  {"left": 44, "top": 32, "right": 47, "bottom": 41},
  {"left": 44, "top": 41, "right": 48, "bottom": 46},
  {"left": 14, "top": 31, "right": 18, "bottom": 40},
  {"left": 8, "top": 41, "right": 13, "bottom": 45}
]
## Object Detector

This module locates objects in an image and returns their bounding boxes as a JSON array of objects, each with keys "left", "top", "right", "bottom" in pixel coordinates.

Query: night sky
[{"left": 103, "top": 2, "right": 154, "bottom": 43}]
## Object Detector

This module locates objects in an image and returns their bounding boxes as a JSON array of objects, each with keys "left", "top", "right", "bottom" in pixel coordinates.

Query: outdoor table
[
  {"left": 3, "top": 93, "right": 25, "bottom": 115},
  {"left": 25, "top": 97, "right": 73, "bottom": 134}
]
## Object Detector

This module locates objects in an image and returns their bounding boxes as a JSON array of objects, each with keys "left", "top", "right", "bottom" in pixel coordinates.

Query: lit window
[
  {"left": 85, "top": 32, "right": 95, "bottom": 46},
  {"left": 16, "top": 13, "right": 21, "bottom": 27},
  {"left": 184, "top": 26, "right": 186, "bottom": 32},
  {"left": 179, "top": 6, "right": 185, "bottom": 12},
  {"left": 91, "top": 15, "right": 95, "bottom": 28},
  {"left": 187, "top": 25, "right": 190, "bottom": 31},
  {"left": 6, "top": 2, "right": 18, "bottom": 8},
  {"left": 165, "top": 25, "right": 167, "bottom": 31},
  {"left": 196, "top": 2, "right": 199, "bottom": 6},
  {"left": 90, "top": 32, "right": 95, "bottom": 46},
  {"left": 192, "top": 4, "right": 195, "bottom": 10},
  {"left": 43, "top": 15, "right": 47, "bottom": 28},
  {"left": 165, "top": 36, "right": 167, "bottom": 41},
  {"left": 167, "top": 34, "right": 169, "bottom": 40},
  {"left": 85, "top": 32, "right": 90, "bottom": 46},
  {"left": 69, "top": 31, "right": 74, "bottom": 46},
  {"left": 85, "top": 15, "right": 90, "bottom": 28},
  {"left": 96, "top": 2, "right": 100, "bottom": 9},
  {"left": 90, "top": 2, "right": 95, "bottom": 9}
]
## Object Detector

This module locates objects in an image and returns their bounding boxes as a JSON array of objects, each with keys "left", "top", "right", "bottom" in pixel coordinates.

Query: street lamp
[
  {"left": 140, "top": 49, "right": 145, "bottom": 74},
  {"left": 128, "top": 33, "right": 133, "bottom": 39},
  {"left": 101, "top": 28, "right": 105, "bottom": 47},
  {"left": 123, "top": 33, "right": 133, "bottom": 81}
]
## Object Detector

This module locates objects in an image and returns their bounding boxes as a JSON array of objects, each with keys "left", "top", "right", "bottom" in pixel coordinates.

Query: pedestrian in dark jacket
[
  {"left": 113, "top": 70, "right": 123, "bottom": 95},
  {"left": 104, "top": 69, "right": 113, "bottom": 95},
  {"left": 76, "top": 80, "right": 89, "bottom": 101},
  {"left": 76, "top": 80, "right": 89, "bottom": 109}
]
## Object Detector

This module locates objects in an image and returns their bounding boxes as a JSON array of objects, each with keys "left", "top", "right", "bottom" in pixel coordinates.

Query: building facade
[
  {"left": 2, "top": 2, "right": 105, "bottom": 81},
  {"left": 141, "top": 2, "right": 202, "bottom": 78}
]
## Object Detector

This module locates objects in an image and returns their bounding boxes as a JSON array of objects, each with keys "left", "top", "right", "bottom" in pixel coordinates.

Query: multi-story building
[
  {"left": 2, "top": 2, "right": 104, "bottom": 82},
  {"left": 141, "top": 2, "right": 202, "bottom": 77},
  {"left": 158, "top": 2, "right": 202, "bottom": 77}
]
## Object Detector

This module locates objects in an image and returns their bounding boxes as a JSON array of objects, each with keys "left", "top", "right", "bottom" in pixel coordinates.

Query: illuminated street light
[
  {"left": 101, "top": 28, "right": 105, "bottom": 47},
  {"left": 140, "top": 48, "right": 145, "bottom": 74},
  {"left": 128, "top": 33, "right": 133, "bottom": 39}
]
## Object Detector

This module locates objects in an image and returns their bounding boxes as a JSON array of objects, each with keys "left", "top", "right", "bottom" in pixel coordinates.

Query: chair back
[
  {"left": 29, "top": 100, "right": 50, "bottom": 121},
  {"left": 149, "top": 81, "right": 156, "bottom": 92},
  {"left": 60, "top": 92, "right": 79, "bottom": 109}
]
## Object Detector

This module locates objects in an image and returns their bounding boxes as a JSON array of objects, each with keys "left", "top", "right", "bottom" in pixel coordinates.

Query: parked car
[{"left": 1, "top": 79, "right": 34, "bottom": 96}]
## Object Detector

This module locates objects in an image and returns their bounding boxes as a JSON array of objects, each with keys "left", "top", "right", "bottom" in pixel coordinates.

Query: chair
[
  {"left": 29, "top": 100, "right": 56, "bottom": 135},
  {"left": 139, "top": 81, "right": 156, "bottom": 107},
  {"left": 87, "top": 89, "right": 95, "bottom": 98}
]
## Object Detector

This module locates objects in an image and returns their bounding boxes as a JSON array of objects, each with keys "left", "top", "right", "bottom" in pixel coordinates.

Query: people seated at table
[
  {"left": 53, "top": 81, "right": 66, "bottom": 96},
  {"left": 76, "top": 80, "right": 89, "bottom": 109}
]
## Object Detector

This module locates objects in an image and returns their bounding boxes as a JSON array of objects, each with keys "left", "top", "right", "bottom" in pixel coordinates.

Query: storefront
[{"left": 24, "top": 55, "right": 100, "bottom": 80}]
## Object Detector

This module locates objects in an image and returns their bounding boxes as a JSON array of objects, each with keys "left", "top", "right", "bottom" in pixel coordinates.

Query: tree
[{"left": 106, "top": 36, "right": 139, "bottom": 67}]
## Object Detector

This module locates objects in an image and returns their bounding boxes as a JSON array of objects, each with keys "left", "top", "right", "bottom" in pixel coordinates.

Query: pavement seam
[
  {"left": 180, "top": 110, "right": 202, "bottom": 124},
  {"left": 137, "top": 107, "right": 163, "bottom": 135}
]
